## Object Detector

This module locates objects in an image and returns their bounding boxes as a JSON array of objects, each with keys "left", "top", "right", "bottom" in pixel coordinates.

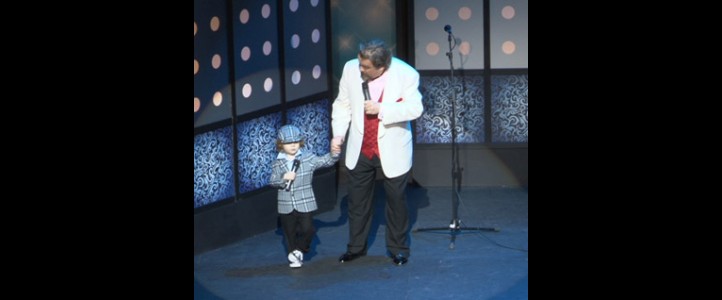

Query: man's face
[{"left": 359, "top": 57, "right": 385, "bottom": 82}]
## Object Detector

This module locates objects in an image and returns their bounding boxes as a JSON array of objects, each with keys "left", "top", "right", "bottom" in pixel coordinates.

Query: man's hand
[{"left": 364, "top": 100, "right": 380, "bottom": 115}]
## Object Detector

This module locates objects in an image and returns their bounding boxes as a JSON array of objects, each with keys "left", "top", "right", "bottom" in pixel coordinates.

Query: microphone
[
  {"left": 284, "top": 159, "right": 300, "bottom": 191},
  {"left": 444, "top": 24, "right": 452, "bottom": 34},
  {"left": 362, "top": 81, "right": 371, "bottom": 100}
]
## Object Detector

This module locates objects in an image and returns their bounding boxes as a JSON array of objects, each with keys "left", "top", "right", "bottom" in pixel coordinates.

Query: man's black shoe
[
  {"left": 339, "top": 252, "right": 365, "bottom": 263},
  {"left": 392, "top": 254, "right": 408, "bottom": 266}
]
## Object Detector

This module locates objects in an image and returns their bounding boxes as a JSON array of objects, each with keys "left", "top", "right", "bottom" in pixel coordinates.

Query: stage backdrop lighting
[
  {"left": 194, "top": 0, "right": 232, "bottom": 128},
  {"left": 232, "top": 1, "right": 283, "bottom": 116},
  {"left": 414, "top": 0, "right": 485, "bottom": 71},
  {"left": 283, "top": 0, "right": 329, "bottom": 102}
]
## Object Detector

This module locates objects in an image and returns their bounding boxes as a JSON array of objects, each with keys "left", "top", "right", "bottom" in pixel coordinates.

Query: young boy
[{"left": 269, "top": 124, "right": 340, "bottom": 268}]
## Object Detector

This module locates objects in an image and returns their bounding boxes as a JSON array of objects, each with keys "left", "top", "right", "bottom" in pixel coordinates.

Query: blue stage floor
[{"left": 194, "top": 185, "right": 528, "bottom": 300}]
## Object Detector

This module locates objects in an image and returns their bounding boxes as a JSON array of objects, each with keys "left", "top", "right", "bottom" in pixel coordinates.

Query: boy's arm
[
  {"left": 310, "top": 153, "right": 339, "bottom": 170},
  {"left": 269, "top": 160, "right": 286, "bottom": 188}
]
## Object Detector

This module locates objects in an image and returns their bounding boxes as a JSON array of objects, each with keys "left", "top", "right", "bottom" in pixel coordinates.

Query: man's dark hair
[{"left": 358, "top": 39, "right": 392, "bottom": 70}]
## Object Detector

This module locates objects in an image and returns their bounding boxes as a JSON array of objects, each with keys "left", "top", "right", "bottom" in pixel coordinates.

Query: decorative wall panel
[
  {"left": 194, "top": 126, "right": 235, "bottom": 208},
  {"left": 416, "top": 75, "right": 485, "bottom": 143},
  {"left": 236, "top": 112, "right": 282, "bottom": 193},
  {"left": 491, "top": 74, "right": 528, "bottom": 143},
  {"left": 287, "top": 99, "right": 331, "bottom": 157}
]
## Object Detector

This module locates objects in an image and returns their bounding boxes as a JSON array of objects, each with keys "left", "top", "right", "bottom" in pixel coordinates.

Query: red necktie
[{"left": 361, "top": 90, "right": 383, "bottom": 160}]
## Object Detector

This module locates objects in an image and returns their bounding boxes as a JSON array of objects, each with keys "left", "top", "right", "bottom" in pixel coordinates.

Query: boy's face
[{"left": 282, "top": 142, "right": 300, "bottom": 156}]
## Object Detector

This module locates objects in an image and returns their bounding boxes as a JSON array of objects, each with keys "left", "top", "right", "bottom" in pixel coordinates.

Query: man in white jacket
[{"left": 331, "top": 39, "right": 424, "bottom": 266}]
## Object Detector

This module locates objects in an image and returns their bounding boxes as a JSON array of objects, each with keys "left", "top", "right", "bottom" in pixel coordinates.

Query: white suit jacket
[{"left": 332, "top": 57, "right": 424, "bottom": 178}]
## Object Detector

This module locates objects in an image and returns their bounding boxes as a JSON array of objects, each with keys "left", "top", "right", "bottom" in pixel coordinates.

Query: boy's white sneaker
[{"left": 288, "top": 250, "right": 303, "bottom": 268}]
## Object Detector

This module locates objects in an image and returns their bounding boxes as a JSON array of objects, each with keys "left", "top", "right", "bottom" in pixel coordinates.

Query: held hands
[
  {"left": 364, "top": 100, "right": 380, "bottom": 115},
  {"left": 331, "top": 136, "right": 343, "bottom": 156}
]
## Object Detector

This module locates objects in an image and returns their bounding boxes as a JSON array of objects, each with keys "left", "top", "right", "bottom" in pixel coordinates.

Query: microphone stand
[{"left": 413, "top": 30, "right": 499, "bottom": 250}]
